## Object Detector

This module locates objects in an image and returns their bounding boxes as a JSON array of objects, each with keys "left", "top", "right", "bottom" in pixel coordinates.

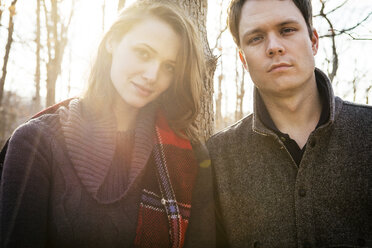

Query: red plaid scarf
[{"left": 134, "top": 111, "right": 199, "bottom": 248}]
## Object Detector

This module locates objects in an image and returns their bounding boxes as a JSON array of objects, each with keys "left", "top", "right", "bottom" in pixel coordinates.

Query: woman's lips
[{"left": 131, "top": 82, "right": 153, "bottom": 97}]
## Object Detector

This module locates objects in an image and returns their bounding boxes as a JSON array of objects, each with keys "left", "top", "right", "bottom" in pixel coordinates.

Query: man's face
[{"left": 238, "top": 0, "right": 319, "bottom": 98}]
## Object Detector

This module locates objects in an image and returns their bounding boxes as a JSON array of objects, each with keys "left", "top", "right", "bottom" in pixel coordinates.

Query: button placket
[{"left": 299, "top": 187, "right": 307, "bottom": 197}]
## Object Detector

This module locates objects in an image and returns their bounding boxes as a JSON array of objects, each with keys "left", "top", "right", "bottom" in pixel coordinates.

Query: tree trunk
[
  {"left": 0, "top": 0, "right": 18, "bottom": 106},
  {"left": 154, "top": 0, "right": 216, "bottom": 140},
  {"left": 34, "top": 0, "right": 41, "bottom": 109},
  {"left": 0, "top": 0, "right": 3, "bottom": 23},
  {"left": 44, "top": 0, "right": 74, "bottom": 107},
  {"left": 234, "top": 49, "right": 245, "bottom": 121},
  {"left": 102, "top": 0, "right": 106, "bottom": 32},
  {"left": 182, "top": 0, "right": 216, "bottom": 140},
  {"left": 366, "top": 86, "right": 372, "bottom": 105},
  {"left": 118, "top": 0, "right": 126, "bottom": 11}
]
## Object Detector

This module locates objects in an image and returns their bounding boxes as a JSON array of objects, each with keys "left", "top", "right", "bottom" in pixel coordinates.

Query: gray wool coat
[{"left": 207, "top": 69, "right": 372, "bottom": 248}]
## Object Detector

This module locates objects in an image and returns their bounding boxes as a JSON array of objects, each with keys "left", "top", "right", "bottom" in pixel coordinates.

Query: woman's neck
[{"left": 113, "top": 98, "right": 139, "bottom": 132}]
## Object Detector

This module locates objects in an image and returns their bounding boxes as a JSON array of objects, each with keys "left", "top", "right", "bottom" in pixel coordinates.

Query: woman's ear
[{"left": 105, "top": 36, "right": 115, "bottom": 54}]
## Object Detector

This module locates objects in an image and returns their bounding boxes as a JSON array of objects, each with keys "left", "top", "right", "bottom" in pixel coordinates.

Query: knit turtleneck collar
[{"left": 58, "top": 99, "right": 156, "bottom": 203}]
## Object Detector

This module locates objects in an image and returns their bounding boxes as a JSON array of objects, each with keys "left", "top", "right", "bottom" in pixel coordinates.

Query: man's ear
[
  {"left": 311, "top": 28, "right": 319, "bottom": 56},
  {"left": 239, "top": 50, "right": 248, "bottom": 70}
]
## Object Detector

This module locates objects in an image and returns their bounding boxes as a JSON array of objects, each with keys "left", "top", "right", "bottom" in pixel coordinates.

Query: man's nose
[{"left": 266, "top": 34, "right": 285, "bottom": 57}]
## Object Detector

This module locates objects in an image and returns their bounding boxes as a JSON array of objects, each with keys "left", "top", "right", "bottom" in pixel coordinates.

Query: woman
[{"left": 0, "top": 1, "right": 215, "bottom": 247}]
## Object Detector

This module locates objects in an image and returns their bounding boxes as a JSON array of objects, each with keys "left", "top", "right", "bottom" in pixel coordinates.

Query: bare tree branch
[
  {"left": 314, "top": 0, "right": 349, "bottom": 17},
  {"left": 338, "top": 11, "right": 372, "bottom": 34},
  {"left": 318, "top": 0, "right": 338, "bottom": 82},
  {"left": 211, "top": 1, "right": 228, "bottom": 53},
  {"left": 0, "top": 0, "right": 18, "bottom": 106},
  {"left": 212, "top": 25, "right": 227, "bottom": 52}
]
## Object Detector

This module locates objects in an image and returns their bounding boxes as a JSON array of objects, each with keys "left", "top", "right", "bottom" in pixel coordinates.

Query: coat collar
[
  {"left": 58, "top": 99, "right": 157, "bottom": 203},
  {"left": 252, "top": 68, "right": 342, "bottom": 136}
]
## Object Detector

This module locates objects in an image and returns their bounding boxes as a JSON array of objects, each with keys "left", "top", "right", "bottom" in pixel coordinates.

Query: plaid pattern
[{"left": 134, "top": 111, "right": 198, "bottom": 248}]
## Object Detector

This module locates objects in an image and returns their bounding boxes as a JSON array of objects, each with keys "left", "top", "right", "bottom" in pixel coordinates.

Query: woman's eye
[
  {"left": 135, "top": 48, "right": 150, "bottom": 60},
  {"left": 164, "top": 63, "right": 175, "bottom": 74}
]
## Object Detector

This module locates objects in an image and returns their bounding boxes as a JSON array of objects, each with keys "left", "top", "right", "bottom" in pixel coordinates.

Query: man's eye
[
  {"left": 281, "top": 28, "right": 296, "bottom": 35},
  {"left": 248, "top": 36, "right": 263, "bottom": 44}
]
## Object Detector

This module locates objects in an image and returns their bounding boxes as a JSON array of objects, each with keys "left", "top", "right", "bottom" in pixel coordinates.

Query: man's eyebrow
[
  {"left": 241, "top": 28, "right": 262, "bottom": 39},
  {"left": 241, "top": 19, "right": 301, "bottom": 40},
  {"left": 277, "top": 19, "right": 300, "bottom": 27}
]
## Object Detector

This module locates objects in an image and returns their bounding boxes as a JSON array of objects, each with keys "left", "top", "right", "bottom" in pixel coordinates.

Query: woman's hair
[{"left": 83, "top": 0, "right": 206, "bottom": 142}]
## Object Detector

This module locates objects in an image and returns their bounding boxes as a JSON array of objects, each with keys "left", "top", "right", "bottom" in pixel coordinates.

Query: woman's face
[{"left": 107, "top": 17, "right": 181, "bottom": 110}]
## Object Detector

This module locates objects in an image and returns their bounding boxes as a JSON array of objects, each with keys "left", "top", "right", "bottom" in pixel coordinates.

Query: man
[{"left": 207, "top": 0, "right": 372, "bottom": 247}]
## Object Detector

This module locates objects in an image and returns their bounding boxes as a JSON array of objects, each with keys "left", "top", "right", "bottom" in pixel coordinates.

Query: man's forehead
[{"left": 239, "top": 0, "right": 302, "bottom": 29}]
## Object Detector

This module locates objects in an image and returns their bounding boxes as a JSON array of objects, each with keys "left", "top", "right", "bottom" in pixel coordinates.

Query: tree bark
[
  {"left": 34, "top": 0, "right": 41, "bottom": 109},
  {"left": 0, "top": 0, "right": 3, "bottom": 23},
  {"left": 0, "top": 0, "right": 18, "bottom": 106},
  {"left": 44, "top": 0, "right": 74, "bottom": 107},
  {"left": 235, "top": 49, "right": 245, "bottom": 121},
  {"left": 118, "top": 0, "right": 126, "bottom": 11},
  {"left": 102, "top": 0, "right": 106, "bottom": 32},
  {"left": 181, "top": 0, "right": 216, "bottom": 140},
  {"left": 154, "top": 0, "right": 216, "bottom": 140}
]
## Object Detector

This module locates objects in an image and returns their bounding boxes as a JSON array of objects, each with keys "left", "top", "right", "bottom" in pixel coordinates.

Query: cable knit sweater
[{"left": 0, "top": 99, "right": 215, "bottom": 248}]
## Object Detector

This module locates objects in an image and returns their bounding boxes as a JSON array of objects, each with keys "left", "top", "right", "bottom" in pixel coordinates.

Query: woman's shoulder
[
  {"left": 14, "top": 112, "right": 62, "bottom": 140},
  {"left": 11, "top": 98, "right": 81, "bottom": 144},
  {"left": 7, "top": 114, "right": 61, "bottom": 159}
]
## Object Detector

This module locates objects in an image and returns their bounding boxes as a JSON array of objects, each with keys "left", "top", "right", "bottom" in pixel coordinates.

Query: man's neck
[{"left": 260, "top": 80, "right": 322, "bottom": 149}]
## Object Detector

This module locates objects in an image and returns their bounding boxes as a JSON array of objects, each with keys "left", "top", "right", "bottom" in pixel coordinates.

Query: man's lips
[{"left": 268, "top": 63, "right": 292, "bottom": 72}]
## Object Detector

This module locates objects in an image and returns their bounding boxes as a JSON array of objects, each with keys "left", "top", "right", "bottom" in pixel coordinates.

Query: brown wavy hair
[
  {"left": 227, "top": 0, "right": 314, "bottom": 47},
  {"left": 83, "top": 0, "right": 206, "bottom": 142}
]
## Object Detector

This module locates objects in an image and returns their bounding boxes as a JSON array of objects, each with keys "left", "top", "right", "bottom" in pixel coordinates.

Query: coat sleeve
[
  {"left": 184, "top": 142, "right": 216, "bottom": 248},
  {"left": 206, "top": 138, "right": 230, "bottom": 248},
  {"left": 0, "top": 121, "right": 52, "bottom": 248}
]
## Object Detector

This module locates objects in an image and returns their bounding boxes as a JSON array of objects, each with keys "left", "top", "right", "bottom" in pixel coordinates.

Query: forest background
[{"left": 0, "top": 0, "right": 371, "bottom": 146}]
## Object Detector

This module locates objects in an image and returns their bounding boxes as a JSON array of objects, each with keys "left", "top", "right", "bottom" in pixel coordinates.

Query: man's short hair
[{"left": 227, "top": 0, "right": 314, "bottom": 47}]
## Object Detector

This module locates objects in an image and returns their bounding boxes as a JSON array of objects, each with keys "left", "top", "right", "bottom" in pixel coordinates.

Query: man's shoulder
[
  {"left": 207, "top": 113, "right": 253, "bottom": 148},
  {"left": 332, "top": 98, "right": 372, "bottom": 137},
  {"left": 338, "top": 98, "right": 372, "bottom": 120},
  {"left": 342, "top": 99, "right": 372, "bottom": 112}
]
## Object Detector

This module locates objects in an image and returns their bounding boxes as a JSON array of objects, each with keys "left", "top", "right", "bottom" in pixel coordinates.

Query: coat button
[
  {"left": 253, "top": 241, "right": 261, "bottom": 248},
  {"left": 299, "top": 188, "right": 307, "bottom": 197},
  {"left": 303, "top": 241, "right": 312, "bottom": 248},
  {"left": 357, "top": 238, "right": 365, "bottom": 246},
  {"left": 309, "top": 139, "right": 316, "bottom": 148}
]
